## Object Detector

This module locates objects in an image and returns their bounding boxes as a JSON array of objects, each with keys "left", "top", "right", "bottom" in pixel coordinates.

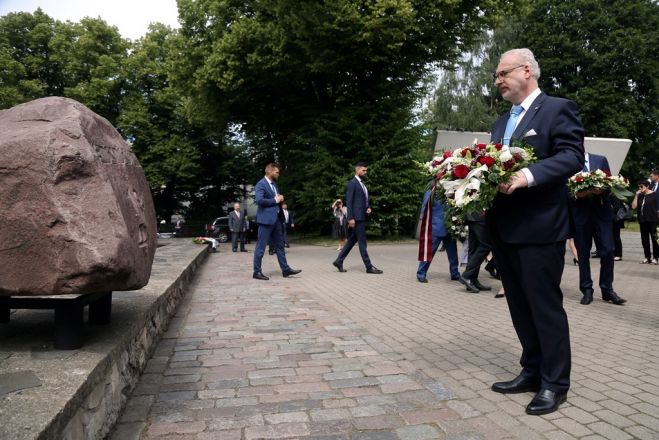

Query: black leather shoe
[
  {"left": 332, "top": 260, "right": 346, "bottom": 272},
  {"left": 282, "top": 269, "right": 302, "bottom": 277},
  {"left": 458, "top": 276, "right": 480, "bottom": 293},
  {"left": 491, "top": 375, "right": 541, "bottom": 394},
  {"left": 450, "top": 275, "right": 460, "bottom": 281},
  {"left": 580, "top": 289, "right": 593, "bottom": 305},
  {"left": 471, "top": 279, "right": 491, "bottom": 291},
  {"left": 253, "top": 272, "right": 269, "bottom": 281},
  {"left": 417, "top": 277, "right": 428, "bottom": 283},
  {"left": 366, "top": 266, "right": 383, "bottom": 274},
  {"left": 526, "top": 388, "right": 567, "bottom": 415},
  {"left": 268, "top": 251, "right": 275, "bottom": 255},
  {"left": 240, "top": 249, "right": 248, "bottom": 252},
  {"left": 602, "top": 291, "right": 626, "bottom": 305}
]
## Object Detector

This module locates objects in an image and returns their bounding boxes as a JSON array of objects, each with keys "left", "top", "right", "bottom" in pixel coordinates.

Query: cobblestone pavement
[{"left": 113, "top": 231, "right": 658, "bottom": 440}]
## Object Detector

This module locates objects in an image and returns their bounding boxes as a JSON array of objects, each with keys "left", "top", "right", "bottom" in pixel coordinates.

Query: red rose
[
  {"left": 494, "top": 143, "right": 503, "bottom": 150},
  {"left": 443, "top": 150, "right": 453, "bottom": 159},
  {"left": 478, "top": 156, "right": 496, "bottom": 167},
  {"left": 453, "top": 164, "right": 470, "bottom": 178},
  {"left": 576, "top": 176, "right": 584, "bottom": 182},
  {"left": 476, "top": 143, "right": 487, "bottom": 150},
  {"left": 460, "top": 148, "right": 470, "bottom": 157},
  {"left": 502, "top": 160, "right": 515, "bottom": 171},
  {"left": 512, "top": 153, "right": 523, "bottom": 162},
  {"left": 431, "top": 159, "right": 443, "bottom": 167},
  {"left": 604, "top": 170, "right": 611, "bottom": 177}
]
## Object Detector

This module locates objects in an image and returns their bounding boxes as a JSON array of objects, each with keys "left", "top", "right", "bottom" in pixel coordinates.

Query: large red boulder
[{"left": 0, "top": 97, "right": 157, "bottom": 296}]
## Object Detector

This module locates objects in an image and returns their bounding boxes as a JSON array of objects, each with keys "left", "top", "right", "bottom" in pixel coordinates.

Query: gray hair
[{"left": 501, "top": 48, "right": 541, "bottom": 80}]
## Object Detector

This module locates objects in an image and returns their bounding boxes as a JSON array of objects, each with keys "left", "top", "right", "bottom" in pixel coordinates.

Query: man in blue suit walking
[
  {"left": 487, "top": 49, "right": 584, "bottom": 415},
  {"left": 570, "top": 153, "right": 626, "bottom": 306},
  {"left": 332, "top": 162, "right": 382, "bottom": 274},
  {"left": 252, "top": 163, "right": 301, "bottom": 280}
]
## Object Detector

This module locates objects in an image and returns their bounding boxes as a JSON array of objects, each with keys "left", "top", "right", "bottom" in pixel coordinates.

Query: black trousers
[
  {"left": 231, "top": 230, "right": 246, "bottom": 251},
  {"left": 491, "top": 235, "right": 571, "bottom": 394},
  {"left": 639, "top": 221, "right": 659, "bottom": 260},
  {"left": 335, "top": 221, "right": 372, "bottom": 269},
  {"left": 462, "top": 221, "right": 492, "bottom": 280}
]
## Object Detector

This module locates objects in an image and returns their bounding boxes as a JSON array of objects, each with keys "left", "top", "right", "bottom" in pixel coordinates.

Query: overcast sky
[{"left": 0, "top": 0, "right": 180, "bottom": 40}]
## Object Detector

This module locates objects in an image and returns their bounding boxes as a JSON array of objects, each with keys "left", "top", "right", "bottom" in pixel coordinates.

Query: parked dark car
[
  {"left": 206, "top": 216, "right": 258, "bottom": 243},
  {"left": 206, "top": 217, "right": 230, "bottom": 242}
]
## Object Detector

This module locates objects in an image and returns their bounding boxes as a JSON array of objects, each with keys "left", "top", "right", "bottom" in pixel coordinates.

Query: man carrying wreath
[
  {"left": 487, "top": 48, "right": 585, "bottom": 415},
  {"left": 569, "top": 153, "right": 627, "bottom": 306}
]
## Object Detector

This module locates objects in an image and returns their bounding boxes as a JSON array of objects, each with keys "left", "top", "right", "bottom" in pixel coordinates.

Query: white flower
[{"left": 499, "top": 150, "right": 513, "bottom": 163}]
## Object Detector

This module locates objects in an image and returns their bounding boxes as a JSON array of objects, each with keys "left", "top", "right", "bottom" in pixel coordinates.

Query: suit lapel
[{"left": 513, "top": 93, "right": 546, "bottom": 141}]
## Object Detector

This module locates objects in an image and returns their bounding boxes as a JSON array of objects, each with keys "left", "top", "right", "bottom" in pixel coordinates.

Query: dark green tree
[
  {"left": 172, "top": 0, "right": 523, "bottom": 234},
  {"left": 424, "top": 18, "right": 523, "bottom": 135},
  {"left": 117, "top": 24, "right": 254, "bottom": 222},
  {"left": 0, "top": 9, "right": 128, "bottom": 124},
  {"left": 517, "top": 0, "right": 659, "bottom": 179}
]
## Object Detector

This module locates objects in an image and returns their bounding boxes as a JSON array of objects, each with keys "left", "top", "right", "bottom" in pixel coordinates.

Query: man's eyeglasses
[{"left": 493, "top": 64, "right": 526, "bottom": 81}]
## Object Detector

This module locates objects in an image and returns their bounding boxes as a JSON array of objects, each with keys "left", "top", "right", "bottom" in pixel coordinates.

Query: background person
[
  {"left": 281, "top": 202, "right": 294, "bottom": 248},
  {"left": 252, "top": 163, "right": 302, "bottom": 280},
  {"left": 416, "top": 189, "right": 460, "bottom": 283},
  {"left": 569, "top": 153, "right": 626, "bottom": 305},
  {"left": 457, "top": 212, "right": 493, "bottom": 293},
  {"left": 332, "top": 162, "right": 382, "bottom": 274},
  {"left": 632, "top": 180, "right": 659, "bottom": 265},
  {"left": 332, "top": 199, "right": 348, "bottom": 250},
  {"left": 649, "top": 169, "right": 659, "bottom": 192},
  {"left": 228, "top": 202, "right": 248, "bottom": 252}
]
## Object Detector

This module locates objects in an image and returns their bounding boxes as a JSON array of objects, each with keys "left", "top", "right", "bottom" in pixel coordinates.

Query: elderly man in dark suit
[
  {"left": 228, "top": 202, "right": 248, "bottom": 252},
  {"left": 332, "top": 162, "right": 382, "bottom": 274},
  {"left": 252, "top": 163, "right": 301, "bottom": 280},
  {"left": 487, "top": 48, "right": 585, "bottom": 415},
  {"left": 570, "top": 153, "right": 626, "bottom": 306}
]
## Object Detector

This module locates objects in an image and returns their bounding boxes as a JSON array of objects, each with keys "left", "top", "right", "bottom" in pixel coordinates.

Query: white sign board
[{"left": 433, "top": 130, "right": 632, "bottom": 175}]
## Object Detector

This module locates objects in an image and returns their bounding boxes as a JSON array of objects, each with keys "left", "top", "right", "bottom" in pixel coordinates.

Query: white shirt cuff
[{"left": 521, "top": 167, "right": 536, "bottom": 187}]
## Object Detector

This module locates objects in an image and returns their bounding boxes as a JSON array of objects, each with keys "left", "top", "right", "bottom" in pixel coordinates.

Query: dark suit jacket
[
  {"left": 346, "top": 177, "right": 369, "bottom": 222},
  {"left": 489, "top": 92, "right": 585, "bottom": 244},
  {"left": 228, "top": 210, "right": 247, "bottom": 232},
  {"left": 254, "top": 177, "right": 281, "bottom": 225},
  {"left": 570, "top": 153, "right": 613, "bottom": 226},
  {"left": 281, "top": 210, "right": 294, "bottom": 226}
]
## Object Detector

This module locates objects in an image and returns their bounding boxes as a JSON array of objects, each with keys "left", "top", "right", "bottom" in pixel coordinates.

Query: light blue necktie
[{"left": 503, "top": 105, "right": 523, "bottom": 146}]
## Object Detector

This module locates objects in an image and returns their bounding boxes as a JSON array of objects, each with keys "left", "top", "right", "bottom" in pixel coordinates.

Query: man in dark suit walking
[
  {"left": 570, "top": 153, "right": 626, "bottom": 306},
  {"left": 252, "top": 163, "right": 301, "bottom": 280},
  {"left": 228, "top": 202, "right": 248, "bottom": 252},
  {"left": 487, "top": 49, "right": 585, "bottom": 415},
  {"left": 332, "top": 162, "right": 382, "bottom": 274}
]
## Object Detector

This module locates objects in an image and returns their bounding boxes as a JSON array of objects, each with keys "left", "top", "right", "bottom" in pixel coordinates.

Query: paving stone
[
  {"left": 244, "top": 422, "right": 310, "bottom": 439},
  {"left": 108, "top": 422, "right": 147, "bottom": 440},
  {"left": 352, "top": 414, "right": 405, "bottom": 430},
  {"left": 310, "top": 408, "right": 352, "bottom": 422},
  {"left": 156, "top": 391, "right": 197, "bottom": 402},
  {"left": 396, "top": 424, "right": 442, "bottom": 440},
  {"left": 145, "top": 421, "right": 206, "bottom": 437},
  {"left": 424, "top": 382, "right": 457, "bottom": 400},
  {"left": 196, "top": 429, "right": 242, "bottom": 440},
  {"left": 400, "top": 408, "right": 462, "bottom": 425},
  {"left": 587, "top": 422, "right": 633, "bottom": 440},
  {"left": 264, "top": 411, "right": 309, "bottom": 424},
  {"left": 350, "top": 405, "right": 387, "bottom": 417}
]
